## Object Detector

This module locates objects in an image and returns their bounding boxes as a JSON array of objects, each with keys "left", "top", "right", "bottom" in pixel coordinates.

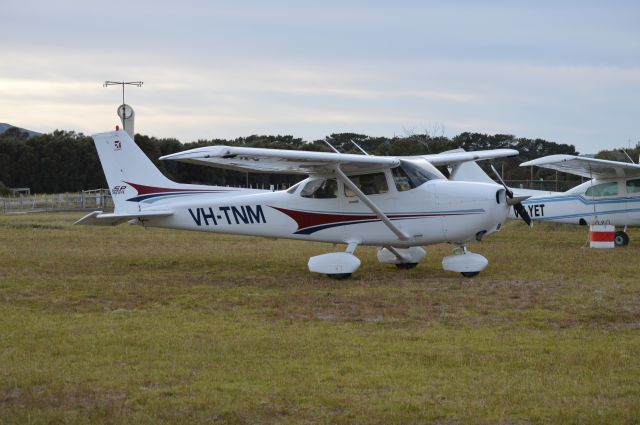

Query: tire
[
  {"left": 614, "top": 231, "right": 630, "bottom": 247},
  {"left": 395, "top": 263, "right": 418, "bottom": 270},
  {"left": 327, "top": 273, "right": 352, "bottom": 280},
  {"left": 460, "top": 271, "right": 480, "bottom": 278}
]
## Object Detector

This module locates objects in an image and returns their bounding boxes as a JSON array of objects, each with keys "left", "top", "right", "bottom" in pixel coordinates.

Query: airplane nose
[
  {"left": 436, "top": 181, "right": 510, "bottom": 242},
  {"left": 479, "top": 184, "right": 512, "bottom": 234}
]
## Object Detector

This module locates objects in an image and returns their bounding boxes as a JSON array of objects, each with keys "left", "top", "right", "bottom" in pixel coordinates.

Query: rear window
[{"left": 626, "top": 179, "right": 640, "bottom": 194}]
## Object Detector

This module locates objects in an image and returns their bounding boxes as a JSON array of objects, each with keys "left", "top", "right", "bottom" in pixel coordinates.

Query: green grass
[{"left": 1, "top": 213, "right": 639, "bottom": 424}]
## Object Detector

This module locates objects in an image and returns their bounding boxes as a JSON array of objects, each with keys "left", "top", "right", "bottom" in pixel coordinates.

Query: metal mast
[{"left": 103, "top": 81, "right": 143, "bottom": 131}]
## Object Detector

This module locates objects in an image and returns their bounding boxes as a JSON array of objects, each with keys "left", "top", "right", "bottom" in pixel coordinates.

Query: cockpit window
[
  {"left": 626, "top": 179, "right": 640, "bottom": 194},
  {"left": 393, "top": 159, "right": 445, "bottom": 190},
  {"left": 585, "top": 182, "right": 619, "bottom": 197},
  {"left": 300, "top": 179, "right": 338, "bottom": 198},
  {"left": 345, "top": 172, "right": 389, "bottom": 197}
]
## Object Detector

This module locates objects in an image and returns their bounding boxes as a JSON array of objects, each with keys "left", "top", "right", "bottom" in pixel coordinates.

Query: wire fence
[
  {"left": 0, "top": 185, "right": 287, "bottom": 214},
  {"left": 0, "top": 190, "right": 114, "bottom": 214}
]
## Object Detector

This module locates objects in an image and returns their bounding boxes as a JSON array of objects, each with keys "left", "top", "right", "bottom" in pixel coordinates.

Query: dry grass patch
[{"left": 1, "top": 213, "right": 639, "bottom": 424}]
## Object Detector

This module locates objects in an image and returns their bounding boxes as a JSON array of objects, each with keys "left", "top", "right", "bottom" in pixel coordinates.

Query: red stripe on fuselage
[
  {"left": 271, "top": 206, "right": 441, "bottom": 232},
  {"left": 271, "top": 206, "right": 377, "bottom": 230}
]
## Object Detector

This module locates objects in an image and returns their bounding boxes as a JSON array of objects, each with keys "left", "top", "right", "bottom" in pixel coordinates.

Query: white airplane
[
  {"left": 77, "top": 128, "right": 530, "bottom": 278},
  {"left": 514, "top": 155, "right": 640, "bottom": 246},
  {"left": 451, "top": 153, "right": 640, "bottom": 246}
]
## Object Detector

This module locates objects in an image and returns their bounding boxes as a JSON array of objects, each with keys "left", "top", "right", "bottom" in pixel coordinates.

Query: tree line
[{"left": 0, "top": 126, "right": 590, "bottom": 194}]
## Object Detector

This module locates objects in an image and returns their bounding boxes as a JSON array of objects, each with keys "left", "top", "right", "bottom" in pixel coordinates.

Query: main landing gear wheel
[
  {"left": 327, "top": 273, "right": 352, "bottom": 280},
  {"left": 614, "top": 231, "right": 630, "bottom": 247},
  {"left": 460, "top": 271, "right": 480, "bottom": 278},
  {"left": 395, "top": 263, "right": 418, "bottom": 270}
]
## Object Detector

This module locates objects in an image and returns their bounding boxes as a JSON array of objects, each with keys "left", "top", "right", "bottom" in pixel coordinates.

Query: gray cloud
[{"left": 1, "top": 0, "right": 639, "bottom": 152}]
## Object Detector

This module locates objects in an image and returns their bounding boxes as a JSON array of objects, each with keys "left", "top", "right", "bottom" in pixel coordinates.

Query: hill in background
[{"left": 0, "top": 123, "right": 41, "bottom": 138}]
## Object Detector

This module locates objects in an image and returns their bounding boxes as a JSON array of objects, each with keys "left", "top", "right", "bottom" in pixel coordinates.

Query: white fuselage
[
  {"left": 510, "top": 178, "right": 640, "bottom": 226},
  {"left": 135, "top": 178, "right": 509, "bottom": 247}
]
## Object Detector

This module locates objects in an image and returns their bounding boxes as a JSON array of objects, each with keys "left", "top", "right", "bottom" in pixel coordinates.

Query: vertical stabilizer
[
  {"left": 449, "top": 160, "right": 498, "bottom": 184},
  {"left": 92, "top": 129, "right": 175, "bottom": 213}
]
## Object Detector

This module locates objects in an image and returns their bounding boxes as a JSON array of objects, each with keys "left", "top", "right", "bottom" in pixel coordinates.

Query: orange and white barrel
[{"left": 589, "top": 224, "right": 615, "bottom": 248}]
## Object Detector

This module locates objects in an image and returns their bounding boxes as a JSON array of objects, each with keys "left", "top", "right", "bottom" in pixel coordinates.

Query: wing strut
[{"left": 334, "top": 165, "right": 409, "bottom": 241}]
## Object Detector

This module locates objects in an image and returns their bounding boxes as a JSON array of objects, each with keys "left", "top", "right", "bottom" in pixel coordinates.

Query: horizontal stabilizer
[{"left": 75, "top": 210, "right": 173, "bottom": 226}]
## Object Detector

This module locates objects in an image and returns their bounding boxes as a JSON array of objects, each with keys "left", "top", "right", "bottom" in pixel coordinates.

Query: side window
[
  {"left": 585, "top": 182, "right": 619, "bottom": 197},
  {"left": 626, "top": 179, "right": 640, "bottom": 194},
  {"left": 300, "top": 179, "right": 338, "bottom": 198},
  {"left": 345, "top": 172, "right": 389, "bottom": 197}
]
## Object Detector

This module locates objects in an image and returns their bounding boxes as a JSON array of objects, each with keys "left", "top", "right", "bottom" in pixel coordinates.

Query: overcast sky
[{"left": 1, "top": 0, "right": 639, "bottom": 153}]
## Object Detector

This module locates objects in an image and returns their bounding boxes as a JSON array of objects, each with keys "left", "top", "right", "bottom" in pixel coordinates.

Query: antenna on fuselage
[
  {"left": 323, "top": 140, "right": 341, "bottom": 153},
  {"left": 620, "top": 149, "right": 636, "bottom": 164},
  {"left": 324, "top": 139, "right": 371, "bottom": 155},
  {"left": 350, "top": 139, "right": 370, "bottom": 155}
]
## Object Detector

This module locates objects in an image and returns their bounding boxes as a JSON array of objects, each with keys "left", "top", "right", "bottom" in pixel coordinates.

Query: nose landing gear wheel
[
  {"left": 614, "top": 231, "right": 630, "bottom": 247},
  {"left": 442, "top": 245, "right": 488, "bottom": 277},
  {"left": 327, "top": 273, "right": 352, "bottom": 280}
]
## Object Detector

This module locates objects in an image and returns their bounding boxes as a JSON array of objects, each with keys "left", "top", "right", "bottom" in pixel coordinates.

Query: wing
[
  {"left": 421, "top": 148, "right": 519, "bottom": 166},
  {"left": 160, "top": 146, "right": 399, "bottom": 175},
  {"left": 520, "top": 155, "right": 640, "bottom": 179}
]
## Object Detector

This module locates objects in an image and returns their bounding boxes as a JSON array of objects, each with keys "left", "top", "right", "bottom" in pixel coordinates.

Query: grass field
[{"left": 1, "top": 213, "right": 639, "bottom": 424}]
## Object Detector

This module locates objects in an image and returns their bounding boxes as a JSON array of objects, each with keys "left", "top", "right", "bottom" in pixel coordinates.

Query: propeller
[{"left": 490, "top": 164, "right": 532, "bottom": 227}]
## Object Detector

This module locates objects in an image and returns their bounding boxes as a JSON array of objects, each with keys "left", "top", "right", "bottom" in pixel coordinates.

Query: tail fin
[
  {"left": 449, "top": 160, "right": 498, "bottom": 184},
  {"left": 439, "top": 148, "right": 498, "bottom": 184},
  {"left": 92, "top": 129, "right": 179, "bottom": 213}
]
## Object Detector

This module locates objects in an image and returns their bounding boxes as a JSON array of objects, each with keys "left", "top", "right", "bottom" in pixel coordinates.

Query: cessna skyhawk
[
  {"left": 77, "top": 129, "right": 529, "bottom": 278},
  {"left": 515, "top": 155, "right": 640, "bottom": 246}
]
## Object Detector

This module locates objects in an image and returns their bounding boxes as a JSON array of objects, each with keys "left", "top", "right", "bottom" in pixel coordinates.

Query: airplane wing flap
[{"left": 75, "top": 210, "right": 173, "bottom": 226}]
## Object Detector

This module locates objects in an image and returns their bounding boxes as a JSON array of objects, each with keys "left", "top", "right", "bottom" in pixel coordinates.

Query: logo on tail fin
[
  {"left": 112, "top": 185, "right": 127, "bottom": 195},
  {"left": 114, "top": 140, "right": 121, "bottom": 150}
]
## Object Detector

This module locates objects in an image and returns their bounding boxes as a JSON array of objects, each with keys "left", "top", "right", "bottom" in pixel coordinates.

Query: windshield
[{"left": 393, "top": 159, "right": 446, "bottom": 190}]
